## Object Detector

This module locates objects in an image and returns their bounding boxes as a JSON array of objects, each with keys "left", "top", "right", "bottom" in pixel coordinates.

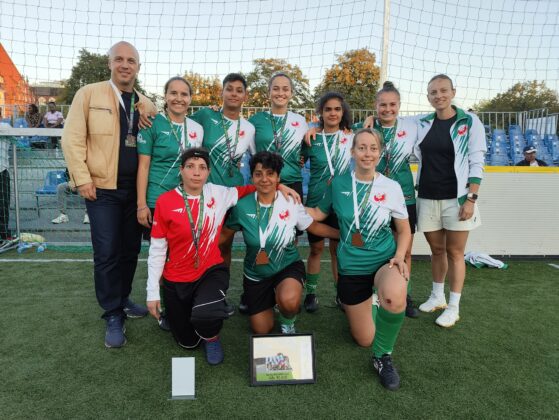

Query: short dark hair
[
  {"left": 48, "top": 101, "right": 56, "bottom": 106},
  {"left": 315, "top": 92, "right": 352, "bottom": 131},
  {"left": 180, "top": 147, "right": 210, "bottom": 168},
  {"left": 428, "top": 74, "right": 455, "bottom": 90},
  {"left": 376, "top": 81, "right": 400, "bottom": 101},
  {"left": 29, "top": 104, "right": 39, "bottom": 113},
  {"left": 249, "top": 151, "right": 284, "bottom": 176},
  {"left": 222, "top": 73, "right": 247, "bottom": 90}
]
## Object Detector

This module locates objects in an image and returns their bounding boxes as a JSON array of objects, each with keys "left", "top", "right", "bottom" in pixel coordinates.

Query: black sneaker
[
  {"left": 158, "top": 311, "right": 171, "bottom": 331},
  {"left": 405, "top": 295, "right": 419, "bottom": 318},
  {"left": 105, "top": 315, "right": 126, "bottom": 348},
  {"left": 123, "top": 298, "right": 149, "bottom": 318},
  {"left": 224, "top": 299, "right": 235, "bottom": 317},
  {"left": 238, "top": 294, "right": 249, "bottom": 315},
  {"left": 335, "top": 295, "right": 345, "bottom": 312},
  {"left": 373, "top": 354, "right": 400, "bottom": 391},
  {"left": 304, "top": 293, "right": 319, "bottom": 313}
]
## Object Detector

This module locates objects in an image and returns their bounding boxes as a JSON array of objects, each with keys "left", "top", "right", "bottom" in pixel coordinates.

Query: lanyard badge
[
  {"left": 269, "top": 111, "right": 288, "bottom": 151},
  {"left": 179, "top": 186, "right": 204, "bottom": 269},
  {"left": 351, "top": 171, "right": 374, "bottom": 247},
  {"left": 254, "top": 193, "right": 276, "bottom": 265},
  {"left": 220, "top": 112, "right": 241, "bottom": 177},
  {"left": 322, "top": 130, "right": 341, "bottom": 185},
  {"left": 110, "top": 80, "right": 136, "bottom": 148}
]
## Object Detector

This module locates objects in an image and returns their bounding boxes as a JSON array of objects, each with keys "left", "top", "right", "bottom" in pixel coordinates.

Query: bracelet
[{"left": 137, "top": 206, "right": 148, "bottom": 212}]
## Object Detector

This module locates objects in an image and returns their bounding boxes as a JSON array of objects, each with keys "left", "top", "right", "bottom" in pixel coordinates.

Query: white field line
[
  {"left": 0, "top": 258, "right": 331, "bottom": 263},
  {"left": 548, "top": 264, "right": 559, "bottom": 269}
]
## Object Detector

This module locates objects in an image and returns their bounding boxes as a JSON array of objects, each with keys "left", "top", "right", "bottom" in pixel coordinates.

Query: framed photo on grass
[{"left": 250, "top": 333, "right": 316, "bottom": 386}]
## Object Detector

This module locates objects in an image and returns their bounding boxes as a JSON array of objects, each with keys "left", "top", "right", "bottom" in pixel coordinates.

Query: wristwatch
[{"left": 467, "top": 193, "right": 478, "bottom": 201}]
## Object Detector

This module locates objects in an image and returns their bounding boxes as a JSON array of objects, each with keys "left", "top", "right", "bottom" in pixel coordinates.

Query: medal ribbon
[
  {"left": 220, "top": 112, "right": 241, "bottom": 174},
  {"left": 269, "top": 111, "right": 288, "bottom": 151},
  {"left": 167, "top": 114, "right": 189, "bottom": 154},
  {"left": 351, "top": 171, "right": 374, "bottom": 232},
  {"left": 179, "top": 186, "right": 204, "bottom": 264},
  {"left": 255, "top": 192, "right": 276, "bottom": 250},
  {"left": 109, "top": 80, "right": 135, "bottom": 136},
  {"left": 375, "top": 119, "right": 397, "bottom": 178},
  {"left": 322, "top": 130, "right": 341, "bottom": 180}
]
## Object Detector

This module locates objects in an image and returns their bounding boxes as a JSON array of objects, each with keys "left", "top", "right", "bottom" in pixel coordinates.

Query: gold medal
[
  {"left": 125, "top": 134, "right": 137, "bottom": 147},
  {"left": 255, "top": 249, "right": 270, "bottom": 265},
  {"left": 351, "top": 231, "right": 364, "bottom": 247}
]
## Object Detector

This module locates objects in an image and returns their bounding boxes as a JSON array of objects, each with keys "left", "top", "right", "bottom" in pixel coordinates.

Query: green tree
[
  {"left": 475, "top": 81, "right": 559, "bottom": 113},
  {"left": 314, "top": 48, "right": 380, "bottom": 110},
  {"left": 60, "top": 48, "right": 145, "bottom": 104},
  {"left": 245, "top": 58, "right": 313, "bottom": 108},
  {"left": 185, "top": 72, "right": 222, "bottom": 106}
]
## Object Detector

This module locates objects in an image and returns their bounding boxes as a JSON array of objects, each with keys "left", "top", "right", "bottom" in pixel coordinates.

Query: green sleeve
[
  {"left": 225, "top": 205, "right": 242, "bottom": 231},
  {"left": 317, "top": 184, "right": 333, "bottom": 214},
  {"left": 137, "top": 120, "right": 155, "bottom": 155},
  {"left": 189, "top": 108, "right": 208, "bottom": 125},
  {"left": 468, "top": 177, "right": 482, "bottom": 185},
  {"left": 352, "top": 122, "right": 364, "bottom": 130}
]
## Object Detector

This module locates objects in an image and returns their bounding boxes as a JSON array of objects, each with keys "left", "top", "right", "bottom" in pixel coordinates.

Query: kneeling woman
[
  {"left": 146, "top": 148, "right": 258, "bottom": 365},
  {"left": 222, "top": 151, "right": 339, "bottom": 335},
  {"left": 307, "top": 129, "right": 411, "bottom": 391}
]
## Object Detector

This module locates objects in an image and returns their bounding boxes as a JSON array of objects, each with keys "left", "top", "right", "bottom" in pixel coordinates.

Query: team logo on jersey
[
  {"left": 239, "top": 130, "right": 245, "bottom": 137},
  {"left": 458, "top": 125, "right": 468, "bottom": 136},
  {"left": 211, "top": 118, "right": 220, "bottom": 125},
  {"left": 341, "top": 191, "right": 351, "bottom": 197},
  {"left": 161, "top": 131, "right": 170, "bottom": 136},
  {"left": 207, "top": 197, "right": 215, "bottom": 209},
  {"left": 247, "top": 213, "right": 256, "bottom": 219},
  {"left": 291, "top": 121, "right": 300, "bottom": 127},
  {"left": 152, "top": 220, "right": 157, "bottom": 226},
  {"left": 279, "top": 210, "right": 290, "bottom": 221},
  {"left": 374, "top": 193, "right": 386, "bottom": 203},
  {"left": 189, "top": 132, "right": 197, "bottom": 139},
  {"left": 397, "top": 130, "right": 406, "bottom": 138},
  {"left": 340, "top": 137, "right": 348, "bottom": 144},
  {"left": 172, "top": 208, "right": 184, "bottom": 213}
]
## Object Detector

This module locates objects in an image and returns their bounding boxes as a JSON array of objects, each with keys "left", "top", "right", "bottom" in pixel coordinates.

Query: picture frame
[{"left": 250, "top": 333, "right": 316, "bottom": 386}]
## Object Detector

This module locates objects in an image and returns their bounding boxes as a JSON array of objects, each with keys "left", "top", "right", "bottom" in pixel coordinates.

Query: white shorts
[{"left": 417, "top": 198, "right": 481, "bottom": 232}]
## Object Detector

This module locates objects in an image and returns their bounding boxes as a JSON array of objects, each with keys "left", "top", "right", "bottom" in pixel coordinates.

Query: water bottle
[
  {"left": 37, "top": 244, "right": 46, "bottom": 253},
  {"left": 17, "top": 243, "right": 33, "bottom": 253}
]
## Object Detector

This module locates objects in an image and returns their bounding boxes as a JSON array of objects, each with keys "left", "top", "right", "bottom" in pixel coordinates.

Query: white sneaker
[
  {"left": 83, "top": 213, "right": 90, "bottom": 224},
  {"left": 435, "top": 307, "right": 460, "bottom": 328},
  {"left": 281, "top": 323, "right": 296, "bottom": 334},
  {"left": 51, "top": 213, "right": 69, "bottom": 224},
  {"left": 418, "top": 294, "right": 447, "bottom": 313}
]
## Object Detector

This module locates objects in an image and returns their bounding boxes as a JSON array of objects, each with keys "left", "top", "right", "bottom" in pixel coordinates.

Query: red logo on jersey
[
  {"left": 373, "top": 193, "right": 386, "bottom": 203},
  {"left": 206, "top": 197, "right": 215, "bottom": 209},
  {"left": 397, "top": 130, "right": 406, "bottom": 138},
  {"left": 239, "top": 130, "right": 245, "bottom": 137},
  {"left": 458, "top": 125, "right": 468, "bottom": 136},
  {"left": 291, "top": 121, "right": 300, "bottom": 127},
  {"left": 279, "top": 210, "right": 289, "bottom": 220},
  {"left": 340, "top": 137, "right": 348, "bottom": 144},
  {"left": 189, "top": 132, "right": 197, "bottom": 139}
]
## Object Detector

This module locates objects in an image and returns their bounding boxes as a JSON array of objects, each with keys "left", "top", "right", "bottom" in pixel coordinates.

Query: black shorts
[
  {"left": 243, "top": 260, "right": 305, "bottom": 315},
  {"left": 337, "top": 263, "right": 389, "bottom": 305},
  {"left": 390, "top": 203, "right": 417, "bottom": 234},
  {"left": 307, "top": 212, "right": 339, "bottom": 244},
  {"left": 163, "top": 264, "right": 230, "bottom": 348}
]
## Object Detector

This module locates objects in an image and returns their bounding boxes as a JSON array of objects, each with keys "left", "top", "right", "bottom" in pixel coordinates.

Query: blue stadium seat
[
  {"left": 488, "top": 154, "right": 510, "bottom": 166},
  {"left": 13, "top": 118, "right": 31, "bottom": 148},
  {"left": 35, "top": 170, "right": 67, "bottom": 217},
  {"left": 508, "top": 124, "right": 521, "bottom": 135},
  {"left": 525, "top": 128, "right": 539, "bottom": 138}
]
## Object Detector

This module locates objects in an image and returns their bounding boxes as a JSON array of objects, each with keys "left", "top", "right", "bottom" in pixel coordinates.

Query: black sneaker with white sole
[
  {"left": 304, "top": 293, "right": 319, "bottom": 313},
  {"left": 405, "top": 294, "right": 419, "bottom": 318},
  {"left": 372, "top": 354, "right": 400, "bottom": 391},
  {"left": 238, "top": 294, "right": 249, "bottom": 315}
]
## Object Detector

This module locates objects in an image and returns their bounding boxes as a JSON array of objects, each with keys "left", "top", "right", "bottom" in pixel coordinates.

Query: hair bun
[{"left": 383, "top": 81, "right": 395, "bottom": 89}]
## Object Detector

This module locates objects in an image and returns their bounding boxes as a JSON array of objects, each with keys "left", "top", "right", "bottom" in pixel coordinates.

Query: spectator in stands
[
  {"left": 515, "top": 145, "right": 548, "bottom": 167},
  {"left": 51, "top": 169, "right": 89, "bottom": 225},
  {"left": 25, "top": 104, "right": 42, "bottom": 128},
  {"left": 61, "top": 41, "right": 157, "bottom": 348},
  {"left": 43, "top": 101, "right": 64, "bottom": 128}
]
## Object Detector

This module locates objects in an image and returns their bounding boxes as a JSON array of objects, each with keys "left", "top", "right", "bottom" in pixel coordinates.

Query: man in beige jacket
[{"left": 62, "top": 41, "right": 156, "bottom": 348}]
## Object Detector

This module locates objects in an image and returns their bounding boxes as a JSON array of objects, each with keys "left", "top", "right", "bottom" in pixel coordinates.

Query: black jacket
[{"left": 515, "top": 158, "right": 548, "bottom": 167}]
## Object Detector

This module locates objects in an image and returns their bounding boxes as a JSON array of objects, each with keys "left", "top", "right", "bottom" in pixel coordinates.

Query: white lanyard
[
  {"left": 109, "top": 80, "right": 135, "bottom": 135},
  {"left": 322, "top": 130, "right": 340, "bottom": 178},
  {"left": 351, "top": 171, "right": 374, "bottom": 231},
  {"left": 256, "top": 192, "right": 277, "bottom": 249}
]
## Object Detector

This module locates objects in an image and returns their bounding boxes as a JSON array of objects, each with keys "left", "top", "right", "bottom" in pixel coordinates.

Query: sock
[
  {"left": 305, "top": 273, "right": 319, "bottom": 295},
  {"left": 277, "top": 312, "right": 296, "bottom": 326},
  {"left": 448, "top": 291, "right": 461, "bottom": 310},
  {"left": 373, "top": 306, "right": 405, "bottom": 358},
  {"left": 432, "top": 281, "right": 445, "bottom": 298}
]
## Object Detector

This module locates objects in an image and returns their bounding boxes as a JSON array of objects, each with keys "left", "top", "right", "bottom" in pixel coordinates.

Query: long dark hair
[{"left": 315, "top": 91, "right": 352, "bottom": 131}]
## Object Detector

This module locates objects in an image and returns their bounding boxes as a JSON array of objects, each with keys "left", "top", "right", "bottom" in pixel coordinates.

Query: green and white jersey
[
  {"left": 352, "top": 117, "right": 417, "bottom": 205},
  {"left": 137, "top": 113, "right": 204, "bottom": 208},
  {"left": 227, "top": 191, "right": 313, "bottom": 281},
  {"left": 318, "top": 171, "right": 408, "bottom": 276},
  {"left": 190, "top": 108, "right": 256, "bottom": 187},
  {"left": 249, "top": 111, "right": 308, "bottom": 184},
  {"left": 303, "top": 130, "right": 354, "bottom": 207}
]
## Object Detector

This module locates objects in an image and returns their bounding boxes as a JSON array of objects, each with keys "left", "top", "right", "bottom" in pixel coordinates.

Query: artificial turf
[{"left": 0, "top": 250, "right": 558, "bottom": 419}]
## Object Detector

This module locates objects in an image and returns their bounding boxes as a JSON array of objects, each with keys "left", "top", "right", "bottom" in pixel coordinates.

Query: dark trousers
[
  {"left": 85, "top": 188, "right": 142, "bottom": 319},
  {"left": 0, "top": 169, "right": 10, "bottom": 240},
  {"left": 163, "top": 264, "right": 230, "bottom": 348}
]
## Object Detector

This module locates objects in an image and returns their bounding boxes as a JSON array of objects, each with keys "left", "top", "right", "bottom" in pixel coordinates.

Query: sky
[{"left": 0, "top": 0, "right": 557, "bottom": 111}]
